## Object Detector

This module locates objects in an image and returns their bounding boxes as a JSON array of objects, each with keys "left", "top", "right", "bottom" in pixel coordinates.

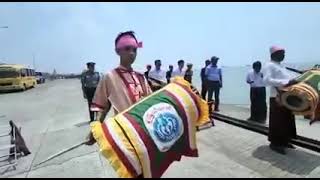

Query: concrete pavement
[{"left": 0, "top": 79, "right": 319, "bottom": 178}]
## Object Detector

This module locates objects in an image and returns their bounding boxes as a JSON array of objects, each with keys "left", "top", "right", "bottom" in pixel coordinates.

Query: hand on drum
[{"left": 285, "top": 79, "right": 299, "bottom": 87}]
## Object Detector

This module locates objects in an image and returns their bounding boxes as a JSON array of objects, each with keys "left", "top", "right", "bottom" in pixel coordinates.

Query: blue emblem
[{"left": 153, "top": 112, "right": 180, "bottom": 143}]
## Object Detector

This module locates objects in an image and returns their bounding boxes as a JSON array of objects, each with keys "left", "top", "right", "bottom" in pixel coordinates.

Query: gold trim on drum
[{"left": 280, "top": 82, "right": 319, "bottom": 116}]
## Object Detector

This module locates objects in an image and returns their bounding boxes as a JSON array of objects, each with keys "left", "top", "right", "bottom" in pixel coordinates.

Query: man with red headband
[{"left": 85, "top": 31, "right": 152, "bottom": 155}]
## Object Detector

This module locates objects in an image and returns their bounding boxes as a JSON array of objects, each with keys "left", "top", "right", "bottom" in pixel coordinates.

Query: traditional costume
[
  {"left": 246, "top": 69, "right": 267, "bottom": 122},
  {"left": 263, "top": 46, "right": 297, "bottom": 147}
]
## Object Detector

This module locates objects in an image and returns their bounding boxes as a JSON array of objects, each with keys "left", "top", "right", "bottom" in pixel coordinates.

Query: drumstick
[
  {"left": 34, "top": 141, "right": 87, "bottom": 167},
  {"left": 285, "top": 67, "right": 306, "bottom": 74}
]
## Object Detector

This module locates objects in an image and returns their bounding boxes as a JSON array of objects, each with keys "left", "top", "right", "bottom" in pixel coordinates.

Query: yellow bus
[{"left": 0, "top": 64, "right": 37, "bottom": 91}]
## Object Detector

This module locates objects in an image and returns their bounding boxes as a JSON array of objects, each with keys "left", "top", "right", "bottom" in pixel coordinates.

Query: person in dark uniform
[
  {"left": 81, "top": 62, "right": 100, "bottom": 122},
  {"left": 184, "top": 63, "right": 193, "bottom": 83},
  {"left": 144, "top": 64, "right": 151, "bottom": 79},
  {"left": 166, "top": 65, "right": 174, "bottom": 84},
  {"left": 200, "top": 60, "right": 211, "bottom": 100},
  {"left": 263, "top": 46, "right": 298, "bottom": 155}
]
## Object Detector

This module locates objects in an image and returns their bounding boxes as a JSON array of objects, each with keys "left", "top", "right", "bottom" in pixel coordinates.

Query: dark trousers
[
  {"left": 268, "top": 98, "right": 297, "bottom": 146},
  {"left": 207, "top": 80, "right": 221, "bottom": 110},
  {"left": 84, "top": 87, "right": 97, "bottom": 122},
  {"left": 250, "top": 87, "right": 267, "bottom": 122},
  {"left": 201, "top": 81, "right": 208, "bottom": 100}
]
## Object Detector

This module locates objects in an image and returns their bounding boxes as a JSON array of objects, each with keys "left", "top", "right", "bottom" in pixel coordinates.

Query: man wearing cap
[
  {"left": 262, "top": 46, "right": 298, "bottom": 155},
  {"left": 184, "top": 63, "right": 193, "bottom": 83},
  {"left": 81, "top": 62, "right": 101, "bottom": 122},
  {"left": 205, "top": 56, "right": 223, "bottom": 111}
]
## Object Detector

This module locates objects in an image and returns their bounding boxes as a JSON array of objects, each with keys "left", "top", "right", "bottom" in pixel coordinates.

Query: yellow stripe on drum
[
  {"left": 107, "top": 118, "right": 142, "bottom": 176},
  {"left": 90, "top": 121, "right": 134, "bottom": 178},
  {"left": 115, "top": 114, "right": 152, "bottom": 178},
  {"left": 164, "top": 83, "right": 198, "bottom": 149}
]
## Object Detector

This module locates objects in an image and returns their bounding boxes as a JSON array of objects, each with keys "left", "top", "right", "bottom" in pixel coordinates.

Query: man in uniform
[
  {"left": 200, "top": 60, "right": 211, "bottom": 100},
  {"left": 166, "top": 65, "right": 174, "bottom": 84},
  {"left": 81, "top": 62, "right": 100, "bottom": 122},
  {"left": 184, "top": 63, "right": 193, "bottom": 83},
  {"left": 205, "top": 56, "right": 222, "bottom": 111}
]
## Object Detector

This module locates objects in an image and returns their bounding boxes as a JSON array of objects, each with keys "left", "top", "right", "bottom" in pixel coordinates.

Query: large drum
[
  {"left": 279, "top": 69, "right": 320, "bottom": 121},
  {"left": 90, "top": 77, "right": 211, "bottom": 178}
]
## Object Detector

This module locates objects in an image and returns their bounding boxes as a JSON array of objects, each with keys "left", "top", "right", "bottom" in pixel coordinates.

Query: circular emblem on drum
[
  {"left": 143, "top": 103, "right": 184, "bottom": 152},
  {"left": 153, "top": 112, "right": 180, "bottom": 143}
]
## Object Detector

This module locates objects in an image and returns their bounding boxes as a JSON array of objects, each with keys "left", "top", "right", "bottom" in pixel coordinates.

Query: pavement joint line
[{"left": 26, "top": 108, "right": 60, "bottom": 178}]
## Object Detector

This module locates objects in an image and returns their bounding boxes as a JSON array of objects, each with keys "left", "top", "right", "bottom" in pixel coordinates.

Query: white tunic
[
  {"left": 148, "top": 69, "right": 166, "bottom": 82},
  {"left": 246, "top": 71, "right": 265, "bottom": 88},
  {"left": 262, "top": 61, "right": 292, "bottom": 97},
  {"left": 171, "top": 68, "right": 186, "bottom": 78}
]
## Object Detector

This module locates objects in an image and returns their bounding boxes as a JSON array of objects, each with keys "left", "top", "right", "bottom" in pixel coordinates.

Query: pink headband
[
  {"left": 270, "top": 46, "right": 285, "bottom": 54},
  {"left": 116, "top": 35, "right": 143, "bottom": 49}
]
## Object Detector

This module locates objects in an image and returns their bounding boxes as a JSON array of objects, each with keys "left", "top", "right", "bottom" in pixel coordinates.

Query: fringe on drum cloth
[
  {"left": 268, "top": 98, "right": 297, "bottom": 146},
  {"left": 9, "top": 120, "right": 31, "bottom": 156}
]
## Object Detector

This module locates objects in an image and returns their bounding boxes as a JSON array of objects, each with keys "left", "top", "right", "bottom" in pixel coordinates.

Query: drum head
[
  {"left": 280, "top": 82, "right": 318, "bottom": 114},
  {"left": 280, "top": 90, "right": 310, "bottom": 112}
]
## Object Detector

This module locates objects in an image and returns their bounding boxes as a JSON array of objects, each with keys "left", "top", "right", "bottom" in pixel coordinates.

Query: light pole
[{"left": 33, "top": 53, "right": 36, "bottom": 70}]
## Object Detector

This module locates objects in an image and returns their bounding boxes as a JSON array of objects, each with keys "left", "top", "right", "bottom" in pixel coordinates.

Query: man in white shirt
[
  {"left": 148, "top": 59, "right": 166, "bottom": 91},
  {"left": 246, "top": 61, "right": 267, "bottom": 123},
  {"left": 262, "top": 46, "right": 299, "bottom": 155},
  {"left": 172, "top": 60, "right": 186, "bottom": 78}
]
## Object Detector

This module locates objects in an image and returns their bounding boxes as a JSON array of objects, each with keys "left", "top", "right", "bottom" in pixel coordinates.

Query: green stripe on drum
[
  {"left": 296, "top": 71, "right": 313, "bottom": 82},
  {"left": 304, "top": 74, "right": 320, "bottom": 93},
  {"left": 124, "top": 90, "right": 194, "bottom": 177}
]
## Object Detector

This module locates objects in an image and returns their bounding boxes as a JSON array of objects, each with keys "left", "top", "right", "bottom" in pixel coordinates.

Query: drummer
[{"left": 262, "top": 46, "right": 299, "bottom": 155}]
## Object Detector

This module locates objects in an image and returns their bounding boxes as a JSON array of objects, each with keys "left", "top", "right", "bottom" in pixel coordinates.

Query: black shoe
[
  {"left": 286, "top": 143, "right": 296, "bottom": 149},
  {"left": 269, "top": 144, "right": 286, "bottom": 155}
]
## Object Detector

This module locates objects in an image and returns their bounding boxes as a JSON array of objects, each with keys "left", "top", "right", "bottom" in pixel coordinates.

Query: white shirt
[
  {"left": 262, "top": 61, "right": 293, "bottom": 97},
  {"left": 148, "top": 69, "right": 166, "bottom": 82},
  {"left": 172, "top": 68, "right": 185, "bottom": 78},
  {"left": 246, "top": 71, "right": 265, "bottom": 88}
]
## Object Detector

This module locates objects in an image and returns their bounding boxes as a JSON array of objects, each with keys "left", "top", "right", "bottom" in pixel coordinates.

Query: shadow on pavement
[
  {"left": 252, "top": 145, "right": 320, "bottom": 175},
  {"left": 74, "top": 122, "right": 90, "bottom": 128}
]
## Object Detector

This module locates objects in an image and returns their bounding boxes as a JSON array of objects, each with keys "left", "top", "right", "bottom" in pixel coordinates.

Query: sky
[{"left": 0, "top": 2, "right": 320, "bottom": 74}]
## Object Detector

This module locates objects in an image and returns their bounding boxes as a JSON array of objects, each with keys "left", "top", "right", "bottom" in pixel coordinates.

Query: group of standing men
[
  {"left": 144, "top": 59, "right": 195, "bottom": 94},
  {"left": 80, "top": 30, "right": 299, "bottom": 159}
]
